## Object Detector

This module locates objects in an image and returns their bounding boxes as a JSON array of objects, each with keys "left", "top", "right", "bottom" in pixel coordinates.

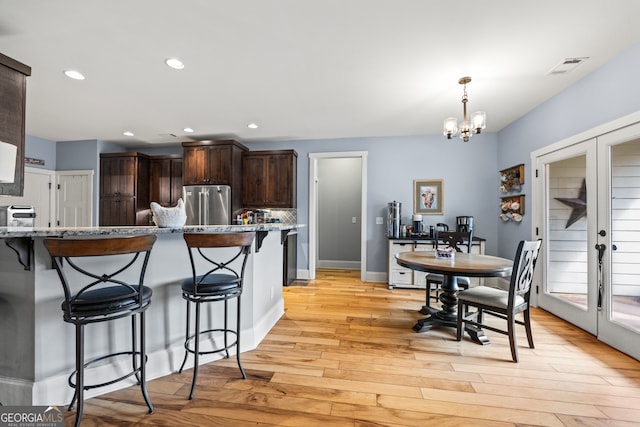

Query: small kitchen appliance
[
  {"left": 436, "top": 223, "right": 449, "bottom": 232},
  {"left": 412, "top": 214, "right": 423, "bottom": 235},
  {"left": 387, "top": 201, "right": 401, "bottom": 238},
  {"left": 456, "top": 216, "right": 474, "bottom": 233},
  {"left": 0, "top": 205, "right": 36, "bottom": 229}
]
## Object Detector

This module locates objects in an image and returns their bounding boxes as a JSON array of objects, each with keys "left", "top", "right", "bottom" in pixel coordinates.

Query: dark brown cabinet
[
  {"left": 242, "top": 150, "right": 297, "bottom": 208},
  {"left": 0, "top": 53, "right": 31, "bottom": 196},
  {"left": 182, "top": 140, "right": 248, "bottom": 214},
  {"left": 99, "top": 196, "right": 136, "bottom": 226},
  {"left": 150, "top": 155, "right": 183, "bottom": 207},
  {"left": 99, "top": 152, "right": 150, "bottom": 226}
]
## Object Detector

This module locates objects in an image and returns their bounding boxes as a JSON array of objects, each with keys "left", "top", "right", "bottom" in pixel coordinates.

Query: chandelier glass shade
[{"left": 443, "top": 77, "right": 486, "bottom": 142}]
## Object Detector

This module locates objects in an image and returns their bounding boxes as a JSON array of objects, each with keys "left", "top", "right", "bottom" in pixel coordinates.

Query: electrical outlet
[
  {"left": 352, "top": 217, "right": 357, "bottom": 224},
  {"left": 376, "top": 217, "right": 383, "bottom": 225}
]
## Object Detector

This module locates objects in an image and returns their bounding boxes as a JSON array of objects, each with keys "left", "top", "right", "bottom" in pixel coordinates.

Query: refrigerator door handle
[
  {"left": 198, "top": 191, "right": 203, "bottom": 225},
  {"left": 202, "top": 191, "right": 208, "bottom": 225}
]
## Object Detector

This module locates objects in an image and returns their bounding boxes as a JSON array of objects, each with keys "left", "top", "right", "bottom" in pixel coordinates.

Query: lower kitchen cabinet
[
  {"left": 99, "top": 196, "right": 136, "bottom": 226},
  {"left": 387, "top": 238, "right": 485, "bottom": 290}
]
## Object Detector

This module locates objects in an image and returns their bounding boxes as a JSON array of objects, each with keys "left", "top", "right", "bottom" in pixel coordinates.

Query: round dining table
[{"left": 395, "top": 251, "right": 513, "bottom": 344}]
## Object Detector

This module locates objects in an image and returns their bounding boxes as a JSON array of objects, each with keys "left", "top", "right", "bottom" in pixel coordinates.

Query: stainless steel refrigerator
[{"left": 183, "top": 185, "right": 231, "bottom": 225}]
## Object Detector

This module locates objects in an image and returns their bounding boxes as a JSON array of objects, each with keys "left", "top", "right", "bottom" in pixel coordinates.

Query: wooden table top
[{"left": 395, "top": 251, "right": 513, "bottom": 278}]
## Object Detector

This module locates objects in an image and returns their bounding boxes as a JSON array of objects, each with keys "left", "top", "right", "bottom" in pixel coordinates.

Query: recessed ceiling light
[
  {"left": 183, "top": 127, "right": 194, "bottom": 133},
  {"left": 247, "top": 123, "right": 258, "bottom": 129},
  {"left": 123, "top": 131, "right": 134, "bottom": 137},
  {"left": 165, "top": 58, "right": 185, "bottom": 70},
  {"left": 64, "top": 70, "right": 85, "bottom": 80}
]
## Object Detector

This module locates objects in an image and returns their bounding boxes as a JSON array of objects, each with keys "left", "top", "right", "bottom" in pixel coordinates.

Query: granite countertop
[{"left": 0, "top": 223, "right": 303, "bottom": 238}]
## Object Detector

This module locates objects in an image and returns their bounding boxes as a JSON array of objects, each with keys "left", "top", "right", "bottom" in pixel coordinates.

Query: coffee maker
[{"left": 456, "top": 216, "right": 474, "bottom": 233}]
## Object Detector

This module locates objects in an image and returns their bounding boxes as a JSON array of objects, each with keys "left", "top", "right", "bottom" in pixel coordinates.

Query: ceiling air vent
[{"left": 547, "top": 57, "right": 589, "bottom": 75}]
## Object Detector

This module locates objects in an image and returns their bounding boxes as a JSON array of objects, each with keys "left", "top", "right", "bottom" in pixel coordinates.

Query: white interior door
[{"left": 56, "top": 170, "right": 93, "bottom": 227}]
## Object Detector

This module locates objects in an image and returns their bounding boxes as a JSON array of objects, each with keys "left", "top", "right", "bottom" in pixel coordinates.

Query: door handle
[{"left": 595, "top": 244, "right": 606, "bottom": 310}]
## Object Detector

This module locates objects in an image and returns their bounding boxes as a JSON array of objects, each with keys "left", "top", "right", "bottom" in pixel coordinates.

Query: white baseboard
[
  {"left": 365, "top": 271, "right": 387, "bottom": 283},
  {"left": 317, "top": 260, "right": 361, "bottom": 269},
  {"left": 296, "top": 269, "right": 310, "bottom": 280},
  {"left": 28, "top": 299, "right": 284, "bottom": 406}
]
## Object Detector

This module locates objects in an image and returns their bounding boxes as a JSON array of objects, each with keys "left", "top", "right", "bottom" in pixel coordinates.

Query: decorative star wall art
[{"left": 555, "top": 178, "right": 587, "bottom": 228}]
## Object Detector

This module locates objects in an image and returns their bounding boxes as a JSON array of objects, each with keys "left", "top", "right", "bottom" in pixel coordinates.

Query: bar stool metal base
[
  {"left": 178, "top": 298, "right": 246, "bottom": 400},
  {"left": 66, "top": 350, "right": 151, "bottom": 410}
]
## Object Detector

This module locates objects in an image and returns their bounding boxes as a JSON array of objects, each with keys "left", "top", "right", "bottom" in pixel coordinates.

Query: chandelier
[{"left": 443, "top": 76, "right": 486, "bottom": 142}]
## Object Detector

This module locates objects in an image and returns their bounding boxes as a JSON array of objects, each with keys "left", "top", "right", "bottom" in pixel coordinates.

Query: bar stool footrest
[
  {"left": 183, "top": 328, "right": 238, "bottom": 356},
  {"left": 68, "top": 351, "right": 148, "bottom": 391}
]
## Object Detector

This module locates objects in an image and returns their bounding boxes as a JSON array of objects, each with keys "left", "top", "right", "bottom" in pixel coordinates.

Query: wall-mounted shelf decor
[
  {"left": 500, "top": 164, "right": 524, "bottom": 192},
  {"left": 500, "top": 195, "right": 525, "bottom": 222}
]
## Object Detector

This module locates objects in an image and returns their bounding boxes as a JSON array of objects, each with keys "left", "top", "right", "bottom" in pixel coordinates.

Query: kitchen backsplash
[
  {"left": 240, "top": 208, "right": 297, "bottom": 224},
  {"left": 268, "top": 208, "right": 297, "bottom": 223}
]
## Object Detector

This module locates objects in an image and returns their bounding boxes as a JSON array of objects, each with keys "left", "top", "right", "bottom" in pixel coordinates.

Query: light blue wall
[
  {"left": 244, "top": 133, "right": 499, "bottom": 274},
  {"left": 56, "top": 139, "right": 99, "bottom": 171},
  {"left": 24, "top": 135, "right": 56, "bottom": 170},
  {"left": 497, "top": 42, "right": 640, "bottom": 258}
]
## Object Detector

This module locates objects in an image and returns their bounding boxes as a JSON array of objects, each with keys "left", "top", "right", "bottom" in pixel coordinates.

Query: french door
[{"left": 535, "top": 123, "right": 640, "bottom": 360}]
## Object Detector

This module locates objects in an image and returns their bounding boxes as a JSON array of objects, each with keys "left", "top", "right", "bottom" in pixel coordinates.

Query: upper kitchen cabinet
[
  {"left": 182, "top": 140, "right": 247, "bottom": 214},
  {"left": 150, "top": 155, "right": 183, "bottom": 207},
  {"left": 242, "top": 150, "right": 298, "bottom": 208},
  {"left": 99, "top": 152, "right": 150, "bottom": 226},
  {"left": 0, "top": 53, "right": 31, "bottom": 196},
  {"left": 182, "top": 140, "right": 248, "bottom": 186}
]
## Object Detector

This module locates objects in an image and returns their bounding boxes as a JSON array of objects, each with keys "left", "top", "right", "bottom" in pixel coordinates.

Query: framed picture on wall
[{"left": 414, "top": 179, "right": 443, "bottom": 214}]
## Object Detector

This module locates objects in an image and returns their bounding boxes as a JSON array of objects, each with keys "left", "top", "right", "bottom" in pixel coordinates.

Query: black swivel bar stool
[
  {"left": 179, "top": 232, "right": 255, "bottom": 400},
  {"left": 43, "top": 234, "right": 157, "bottom": 427}
]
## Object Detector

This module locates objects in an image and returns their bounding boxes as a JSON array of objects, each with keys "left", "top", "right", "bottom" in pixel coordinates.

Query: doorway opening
[{"left": 308, "top": 152, "right": 368, "bottom": 281}]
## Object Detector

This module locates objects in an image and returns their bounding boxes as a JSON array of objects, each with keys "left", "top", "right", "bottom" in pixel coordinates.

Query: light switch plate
[{"left": 376, "top": 217, "right": 383, "bottom": 225}]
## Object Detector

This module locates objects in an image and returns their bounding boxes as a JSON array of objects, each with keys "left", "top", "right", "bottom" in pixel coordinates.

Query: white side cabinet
[
  {"left": 388, "top": 241, "right": 415, "bottom": 289},
  {"left": 387, "top": 238, "right": 485, "bottom": 290}
]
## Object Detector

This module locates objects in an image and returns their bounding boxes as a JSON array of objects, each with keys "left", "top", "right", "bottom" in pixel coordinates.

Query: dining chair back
[
  {"left": 456, "top": 239, "right": 542, "bottom": 362},
  {"left": 436, "top": 230, "right": 473, "bottom": 253}
]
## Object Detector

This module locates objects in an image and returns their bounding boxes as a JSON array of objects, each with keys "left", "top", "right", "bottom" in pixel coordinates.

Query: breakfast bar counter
[{"left": 0, "top": 224, "right": 299, "bottom": 406}]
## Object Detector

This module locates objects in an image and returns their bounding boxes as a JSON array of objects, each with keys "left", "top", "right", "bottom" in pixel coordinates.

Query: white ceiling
[{"left": 2, "top": 0, "right": 640, "bottom": 147}]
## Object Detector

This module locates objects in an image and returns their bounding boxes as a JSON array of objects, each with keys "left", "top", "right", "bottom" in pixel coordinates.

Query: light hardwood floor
[{"left": 73, "top": 269, "right": 640, "bottom": 426}]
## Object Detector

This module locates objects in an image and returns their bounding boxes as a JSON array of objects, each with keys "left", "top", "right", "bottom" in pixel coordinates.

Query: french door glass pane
[
  {"left": 547, "top": 155, "right": 588, "bottom": 309},
  {"left": 610, "top": 140, "right": 640, "bottom": 332}
]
